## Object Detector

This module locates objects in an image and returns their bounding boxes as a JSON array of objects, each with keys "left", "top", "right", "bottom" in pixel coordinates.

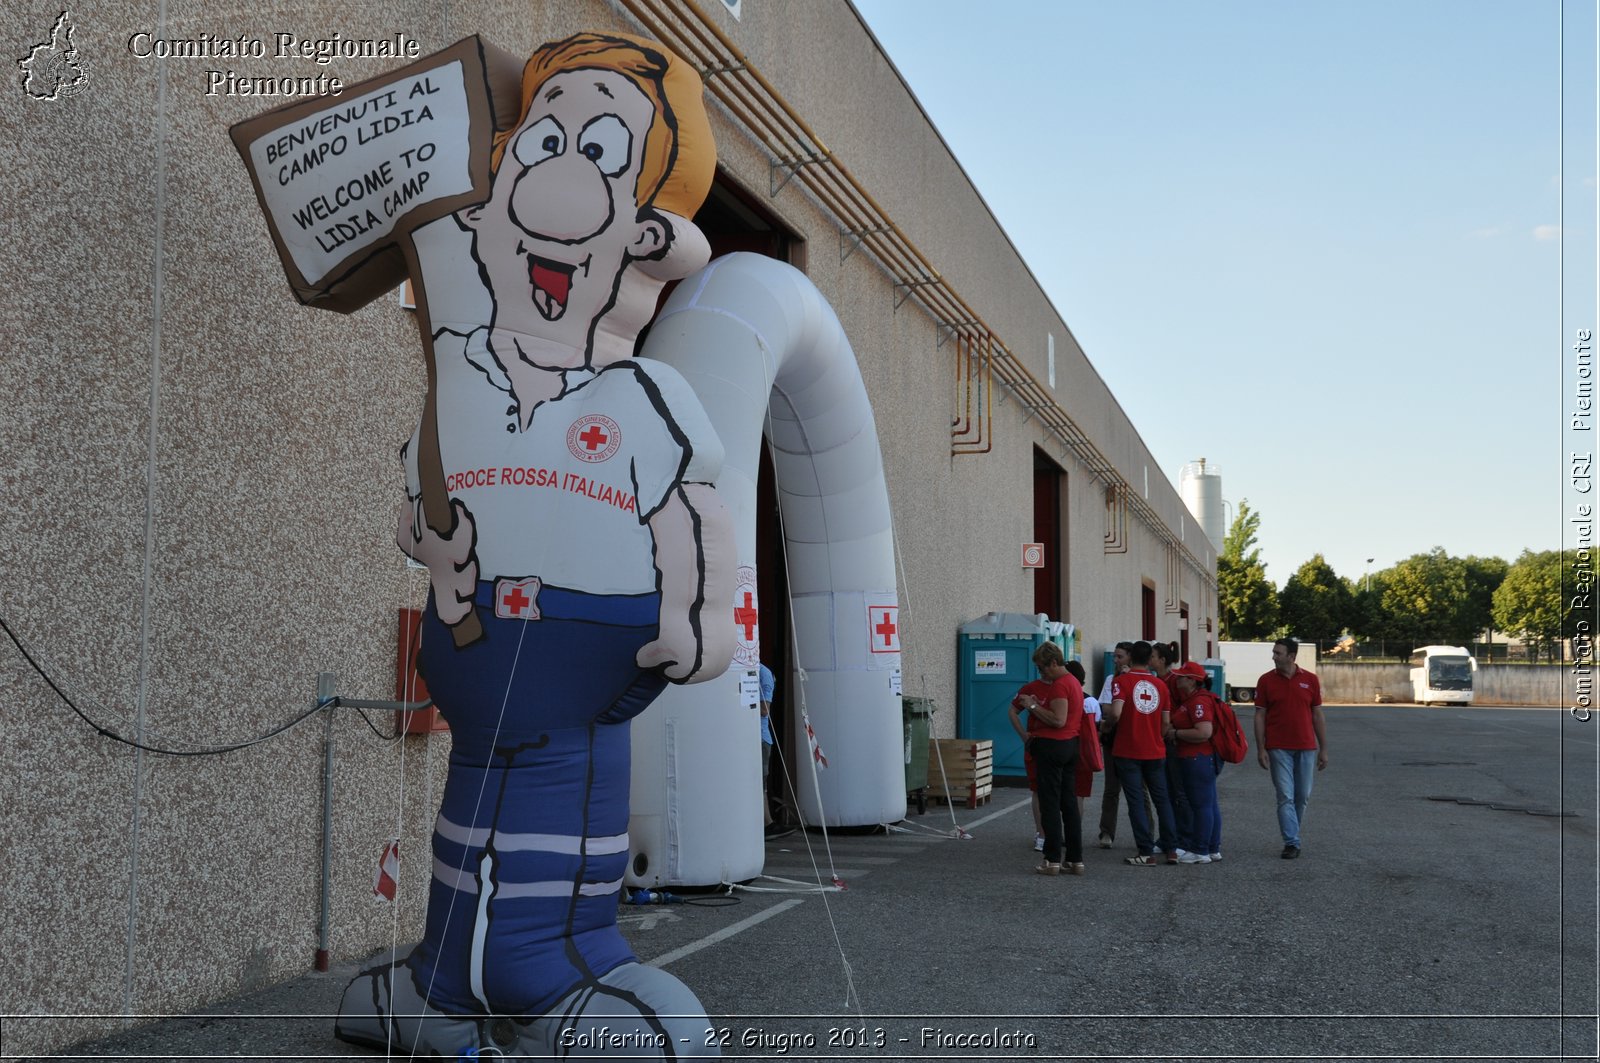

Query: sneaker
[
  {"left": 1281, "top": 845, "right": 1300, "bottom": 860},
  {"left": 1035, "top": 861, "right": 1062, "bottom": 876},
  {"left": 1177, "top": 850, "right": 1212, "bottom": 864},
  {"left": 1097, "top": 832, "right": 1113, "bottom": 849},
  {"left": 1066, "top": 862, "right": 1085, "bottom": 876},
  {"left": 1124, "top": 854, "right": 1158, "bottom": 866},
  {"left": 1209, "top": 851, "right": 1222, "bottom": 861},
  {"left": 1033, "top": 834, "right": 1045, "bottom": 852}
]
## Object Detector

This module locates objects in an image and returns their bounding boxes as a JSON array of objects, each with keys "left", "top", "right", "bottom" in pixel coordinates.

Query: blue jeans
[
  {"left": 1165, "top": 749, "right": 1193, "bottom": 850},
  {"left": 1269, "top": 747, "right": 1317, "bottom": 848},
  {"left": 1113, "top": 757, "right": 1177, "bottom": 855},
  {"left": 1177, "top": 755, "right": 1220, "bottom": 855}
]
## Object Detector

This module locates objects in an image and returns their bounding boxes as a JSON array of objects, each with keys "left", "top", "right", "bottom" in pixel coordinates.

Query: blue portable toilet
[
  {"left": 1201, "top": 658, "right": 1226, "bottom": 701},
  {"left": 958, "top": 613, "right": 1074, "bottom": 779}
]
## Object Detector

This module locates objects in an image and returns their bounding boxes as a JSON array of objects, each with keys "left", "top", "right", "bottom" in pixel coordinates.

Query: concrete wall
[
  {"left": 1317, "top": 664, "right": 1566, "bottom": 707},
  {"left": 2, "top": 0, "right": 1214, "bottom": 1051}
]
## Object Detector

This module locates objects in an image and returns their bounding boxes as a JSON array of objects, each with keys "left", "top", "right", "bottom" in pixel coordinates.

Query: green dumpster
[{"left": 903, "top": 696, "right": 935, "bottom": 812}]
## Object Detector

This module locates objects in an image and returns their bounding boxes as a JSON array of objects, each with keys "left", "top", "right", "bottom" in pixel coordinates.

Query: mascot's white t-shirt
[{"left": 405, "top": 328, "right": 723, "bottom": 595}]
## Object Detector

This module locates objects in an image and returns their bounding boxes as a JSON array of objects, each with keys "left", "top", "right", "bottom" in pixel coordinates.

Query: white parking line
[
  {"left": 958, "top": 794, "right": 1033, "bottom": 831},
  {"left": 645, "top": 898, "right": 805, "bottom": 969}
]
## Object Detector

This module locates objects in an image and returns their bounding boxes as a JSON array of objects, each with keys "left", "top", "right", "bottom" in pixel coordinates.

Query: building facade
[{"left": 1, "top": 0, "right": 1215, "bottom": 1050}]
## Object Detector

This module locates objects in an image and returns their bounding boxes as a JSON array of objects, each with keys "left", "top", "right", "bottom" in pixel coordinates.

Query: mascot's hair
[{"left": 492, "top": 31, "right": 716, "bottom": 219}]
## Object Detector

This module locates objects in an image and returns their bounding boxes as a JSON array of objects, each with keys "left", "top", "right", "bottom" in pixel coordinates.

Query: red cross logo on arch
[
  {"left": 732, "top": 565, "right": 760, "bottom": 667},
  {"left": 868, "top": 605, "right": 900, "bottom": 654},
  {"left": 567, "top": 414, "right": 621, "bottom": 463},
  {"left": 1132, "top": 678, "right": 1162, "bottom": 715}
]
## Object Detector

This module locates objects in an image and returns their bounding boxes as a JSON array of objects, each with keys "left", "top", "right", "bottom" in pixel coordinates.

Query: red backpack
[{"left": 1208, "top": 694, "right": 1249, "bottom": 764}]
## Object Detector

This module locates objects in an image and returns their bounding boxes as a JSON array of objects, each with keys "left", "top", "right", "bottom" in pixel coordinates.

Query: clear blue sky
[{"left": 852, "top": 0, "right": 1596, "bottom": 589}]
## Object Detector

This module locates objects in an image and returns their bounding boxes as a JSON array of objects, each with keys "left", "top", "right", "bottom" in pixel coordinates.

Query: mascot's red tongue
[{"left": 530, "top": 259, "right": 571, "bottom": 307}]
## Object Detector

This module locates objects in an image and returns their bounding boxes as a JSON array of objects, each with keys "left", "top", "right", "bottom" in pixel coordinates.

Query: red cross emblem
[
  {"left": 735, "top": 592, "right": 759, "bottom": 641},
  {"left": 868, "top": 605, "right": 900, "bottom": 654},
  {"left": 732, "top": 565, "right": 760, "bottom": 666},
  {"left": 566, "top": 414, "right": 621, "bottom": 463},
  {"left": 1132, "top": 678, "right": 1161, "bottom": 714},
  {"left": 495, "top": 576, "right": 542, "bottom": 620}
]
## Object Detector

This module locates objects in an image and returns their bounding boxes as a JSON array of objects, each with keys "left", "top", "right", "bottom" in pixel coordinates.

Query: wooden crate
[
  {"left": 926, "top": 739, "right": 993, "bottom": 808},
  {"left": 927, "top": 784, "right": 993, "bottom": 809}
]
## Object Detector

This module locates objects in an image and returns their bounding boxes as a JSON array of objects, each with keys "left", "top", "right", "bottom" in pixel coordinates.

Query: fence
[
  {"left": 1303, "top": 639, "right": 1575, "bottom": 664},
  {"left": 1315, "top": 662, "right": 1568, "bottom": 707}
]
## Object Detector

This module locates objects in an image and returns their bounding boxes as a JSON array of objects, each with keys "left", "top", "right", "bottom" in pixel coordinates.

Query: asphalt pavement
[{"left": 13, "top": 704, "right": 1598, "bottom": 1062}]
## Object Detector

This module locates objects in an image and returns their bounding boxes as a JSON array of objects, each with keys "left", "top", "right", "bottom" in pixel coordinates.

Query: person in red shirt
[
  {"left": 1016, "top": 641, "right": 1086, "bottom": 875},
  {"left": 1167, "top": 662, "right": 1221, "bottom": 864},
  {"left": 1253, "top": 638, "right": 1328, "bottom": 859},
  {"left": 1104, "top": 641, "right": 1178, "bottom": 865},
  {"left": 1149, "top": 640, "right": 1192, "bottom": 859},
  {"left": 1095, "top": 641, "right": 1152, "bottom": 849},
  {"left": 1009, "top": 675, "right": 1054, "bottom": 853}
]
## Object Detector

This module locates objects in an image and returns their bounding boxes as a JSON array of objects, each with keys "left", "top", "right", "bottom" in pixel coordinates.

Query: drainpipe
[{"left": 315, "top": 671, "right": 336, "bottom": 972}]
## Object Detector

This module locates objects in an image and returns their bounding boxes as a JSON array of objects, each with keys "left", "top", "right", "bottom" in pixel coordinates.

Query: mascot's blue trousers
[{"left": 335, "top": 589, "right": 717, "bottom": 1059}]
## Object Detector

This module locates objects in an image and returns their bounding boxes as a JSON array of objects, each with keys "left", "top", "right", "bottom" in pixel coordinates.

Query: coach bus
[{"left": 1408, "top": 645, "right": 1477, "bottom": 706}]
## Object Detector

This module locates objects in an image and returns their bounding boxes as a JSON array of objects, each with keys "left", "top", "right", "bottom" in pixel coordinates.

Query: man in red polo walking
[{"left": 1253, "top": 638, "right": 1328, "bottom": 859}]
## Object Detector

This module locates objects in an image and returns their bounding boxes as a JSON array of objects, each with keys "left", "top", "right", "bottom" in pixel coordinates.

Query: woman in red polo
[
  {"left": 1168, "top": 662, "right": 1222, "bottom": 864},
  {"left": 1015, "top": 641, "right": 1086, "bottom": 875}
]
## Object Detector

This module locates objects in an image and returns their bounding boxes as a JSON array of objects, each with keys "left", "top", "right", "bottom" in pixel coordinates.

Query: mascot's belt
[{"left": 475, "top": 578, "right": 659, "bottom": 628}]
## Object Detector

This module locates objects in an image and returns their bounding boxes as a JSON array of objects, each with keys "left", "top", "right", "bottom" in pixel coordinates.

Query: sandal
[
  {"left": 1124, "top": 854, "right": 1158, "bottom": 866},
  {"left": 1067, "top": 863, "right": 1086, "bottom": 876},
  {"left": 1034, "top": 861, "right": 1062, "bottom": 876}
]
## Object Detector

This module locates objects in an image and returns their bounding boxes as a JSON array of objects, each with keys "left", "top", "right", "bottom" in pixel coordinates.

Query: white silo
[{"left": 1180, "top": 459, "right": 1226, "bottom": 549}]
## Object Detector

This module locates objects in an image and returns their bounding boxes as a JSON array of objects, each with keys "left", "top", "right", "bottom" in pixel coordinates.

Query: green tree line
[{"left": 1217, "top": 500, "right": 1578, "bottom": 656}]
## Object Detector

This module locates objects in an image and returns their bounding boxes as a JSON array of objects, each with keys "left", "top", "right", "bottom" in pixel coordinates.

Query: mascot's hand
[
  {"left": 396, "top": 497, "right": 479, "bottom": 626},
  {"left": 636, "top": 614, "right": 702, "bottom": 683}
]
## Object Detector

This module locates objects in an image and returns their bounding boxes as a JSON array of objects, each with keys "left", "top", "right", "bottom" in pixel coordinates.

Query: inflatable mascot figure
[{"left": 241, "top": 30, "right": 734, "bottom": 1059}]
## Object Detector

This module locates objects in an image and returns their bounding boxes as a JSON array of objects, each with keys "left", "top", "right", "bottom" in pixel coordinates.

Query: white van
[{"left": 1408, "top": 645, "right": 1477, "bottom": 706}]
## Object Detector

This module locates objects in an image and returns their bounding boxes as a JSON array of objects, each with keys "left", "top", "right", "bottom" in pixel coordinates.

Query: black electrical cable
[
  {"left": 0, "top": 612, "right": 365, "bottom": 757},
  {"left": 682, "top": 894, "right": 743, "bottom": 908},
  {"left": 354, "top": 705, "right": 406, "bottom": 742}
]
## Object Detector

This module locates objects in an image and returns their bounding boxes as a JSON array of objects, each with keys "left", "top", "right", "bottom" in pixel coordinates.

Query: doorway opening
[{"left": 1032, "top": 449, "right": 1066, "bottom": 621}]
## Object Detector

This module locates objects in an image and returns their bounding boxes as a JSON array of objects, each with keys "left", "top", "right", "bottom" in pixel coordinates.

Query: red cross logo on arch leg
[
  {"left": 735, "top": 592, "right": 759, "bottom": 642},
  {"left": 732, "top": 566, "right": 760, "bottom": 667},
  {"left": 868, "top": 605, "right": 900, "bottom": 654}
]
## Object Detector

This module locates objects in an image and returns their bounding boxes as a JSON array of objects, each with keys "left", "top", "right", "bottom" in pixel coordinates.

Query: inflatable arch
[{"left": 629, "top": 252, "right": 906, "bottom": 887}]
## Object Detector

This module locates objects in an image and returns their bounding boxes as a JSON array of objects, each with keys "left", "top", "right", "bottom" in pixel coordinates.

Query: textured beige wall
[{"left": 2, "top": 0, "right": 1213, "bottom": 1051}]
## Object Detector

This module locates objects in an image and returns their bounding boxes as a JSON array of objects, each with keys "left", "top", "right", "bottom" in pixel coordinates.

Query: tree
[
  {"left": 1374, "top": 548, "right": 1480, "bottom": 646},
  {"left": 1278, "top": 554, "right": 1354, "bottom": 641},
  {"left": 1463, "top": 555, "right": 1510, "bottom": 639},
  {"left": 1492, "top": 550, "right": 1566, "bottom": 657},
  {"left": 1217, "top": 499, "right": 1278, "bottom": 639}
]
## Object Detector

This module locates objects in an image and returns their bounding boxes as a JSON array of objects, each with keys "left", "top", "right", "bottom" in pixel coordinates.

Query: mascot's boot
[
  {"left": 334, "top": 955, "right": 484, "bottom": 1057},
  {"left": 335, "top": 954, "right": 718, "bottom": 1059},
  {"left": 502, "top": 960, "right": 719, "bottom": 1059}
]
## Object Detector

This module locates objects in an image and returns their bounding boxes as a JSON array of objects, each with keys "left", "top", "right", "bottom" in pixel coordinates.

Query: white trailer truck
[{"left": 1219, "top": 640, "right": 1318, "bottom": 702}]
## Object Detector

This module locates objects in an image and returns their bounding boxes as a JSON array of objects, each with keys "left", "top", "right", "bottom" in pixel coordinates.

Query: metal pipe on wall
[{"left": 315, "top": 672, "right": 336, "bottom": 972}]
